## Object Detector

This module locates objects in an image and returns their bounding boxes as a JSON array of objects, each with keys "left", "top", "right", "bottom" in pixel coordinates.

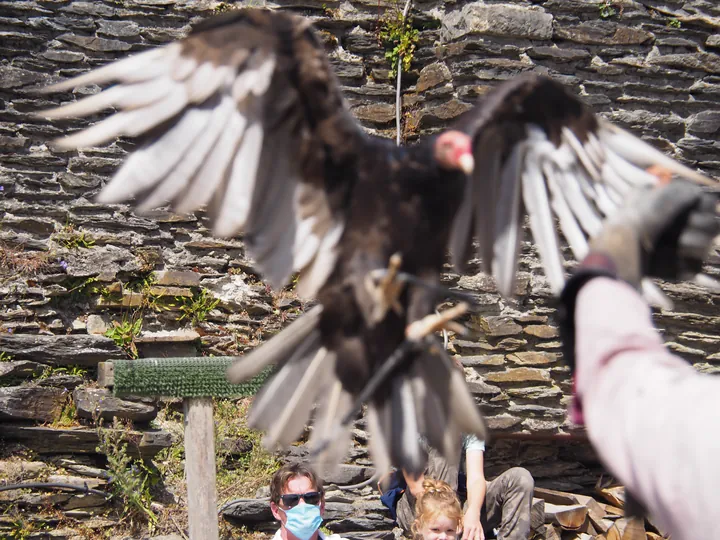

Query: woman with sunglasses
[{"left": 269, "top": 462, "right": 348, "bottom": 540}]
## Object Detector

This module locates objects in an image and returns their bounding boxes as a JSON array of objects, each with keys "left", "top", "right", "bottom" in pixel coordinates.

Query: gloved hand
[
  {"left": 587, "top": 180, "right": 719, "bottom": 287},
  {"left": 559, "top": 180, "right": 719, "bottom": 376}
]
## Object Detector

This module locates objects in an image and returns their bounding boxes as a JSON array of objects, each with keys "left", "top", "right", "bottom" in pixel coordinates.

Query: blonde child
[{"left": 412, "top": 478, "right": 463, "bottom": 540}]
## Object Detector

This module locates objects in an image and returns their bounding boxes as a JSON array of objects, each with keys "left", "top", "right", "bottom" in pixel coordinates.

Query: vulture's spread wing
[
  {"left": 449, "top": 74, "right": 715, "bottom": 298},
  {"left": 39, "top": 8, "right": 366, "bottom": 298}
]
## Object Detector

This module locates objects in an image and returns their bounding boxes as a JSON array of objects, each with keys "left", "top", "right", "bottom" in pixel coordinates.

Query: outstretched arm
[
  {"left": 462, "top": 446, "right": 486, "bottom": 540},
  {"left": 560, "top": 181, "right": 720, "bottom": 540},
  {"left": 573, "top": 277, "right": 720, "bottom": 540}
]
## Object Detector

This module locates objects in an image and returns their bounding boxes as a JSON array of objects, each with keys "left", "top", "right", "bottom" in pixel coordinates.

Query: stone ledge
[
  {"left": 0, "top": 425, "right": 172, "bottom": 457},
  {"left": 0, "top": 335, "right": 125, "bottom": 366}
]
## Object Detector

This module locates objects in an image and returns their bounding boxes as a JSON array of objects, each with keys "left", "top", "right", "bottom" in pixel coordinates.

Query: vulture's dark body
[{"left": 319, "top": 139, "right": 466, "bottom": 396}]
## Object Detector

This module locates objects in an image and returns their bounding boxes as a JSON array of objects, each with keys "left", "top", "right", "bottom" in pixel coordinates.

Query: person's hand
[
  {"left": 588, "top": 180, "right": 719, "bottom": 287},
  {"left": 461, "top": 510, "right": 485, "bottom": 540}
]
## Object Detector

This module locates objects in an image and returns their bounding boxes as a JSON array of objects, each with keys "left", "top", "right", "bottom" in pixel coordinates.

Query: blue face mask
[{"left": 281, "top": 502, "right": 323, "bottom": 540}]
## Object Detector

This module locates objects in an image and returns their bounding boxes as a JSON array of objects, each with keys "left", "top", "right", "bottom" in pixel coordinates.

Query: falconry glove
[{"left": 559, "top": 180, "right": 720, "bottom": 374}]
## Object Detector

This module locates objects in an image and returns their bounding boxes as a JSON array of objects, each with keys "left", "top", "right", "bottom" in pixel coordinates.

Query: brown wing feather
[
  {"left": 449, "top": 74, "right": 715, "bottom": 297},
  {"left": 39, "top": 7, "right": 366, "bottom": 297}
]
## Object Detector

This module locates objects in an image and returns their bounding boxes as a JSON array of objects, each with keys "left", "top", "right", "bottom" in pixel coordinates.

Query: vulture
[{"left": 39, "top": 8, "right": 715, "bottom": 475}]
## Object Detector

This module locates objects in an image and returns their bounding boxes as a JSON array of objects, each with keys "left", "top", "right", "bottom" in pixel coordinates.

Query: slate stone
[
  {"left": 62, "top": 245, "right": 141, "bottom": 278},
  {"left": 86, "top": 315, "right": 109, "bottom": 335},
  {"left": 442, "top": 3, "right": 553, "bottom": 42},
  {"left": 648, "top": 52, "right": 720, "bottom": 74},
  {"left": 523, "top": 325, "right": 559, "bottom": 339},
  {"left": 461, "top": 354, "right": 505, "bottom": 367},
  {"left": 0, "top": 459, "right": 48, "bottom": 478},
  {"left": 0, "top": 65, "right": 47, "bottom": 89},
  {"left": 57, "top": 458, "right": 111, "bottom": 479},
  {"left": 522, "top": 418, "right": 562, "bottom": 432},
  {"left": 74, "top": 388, "right": 158, "bottom": 422},
  {"left": 42, "top": 49, "right": 86, "bottom": 63},
  {"left": 57, "top": 34, "right": 132, "bottom": 53},
  {"left": 421, "top": 99, "right": 473, "bottom": 124},
  {"left": 0, "top": 360, "right": 47, "bottom": 380},
  {"left": 687, "top": 110, "right": 720, "bottom": 134},
  {"left": 608, "top": 109, "right": 684, "bottom": 133},
  {"left": 153, "top": 270, "right": 200, "bottom": 287},
  {"left": 506, "top": 352, "right": 558, "bottom": 366},
  {"left": 0, "top": 334, "right": 125, "bottom": 366},
  {"left": 323, "top": 501, "right": 355, "bottom": 520},
  {"left": 0, "top": 386, "right": 66, "bottom": 422},
  {"left": 527, "top": 46, "right": 591, "bottom": 63},
  {"left": 330, "top": 60, "right": 364, "bottom": 80},
  {"left": 477, "top": 316, "right": 523, "bottom": 337},
  {"left": 485, "top": 414, "right": 522, "bottom": 431},
  {"left": 485, "top": 367, "right": 551, "bottom": 383},
  {"left": 97, "top": 20, "right": 141, "bottom": 38},
  {"left": 467, "top": 379, "right": 502, "bottom": 396},
  {"left": 0, "top": 425, "right": 171, "bottom": 457},
  {"left": 327, "top": 514, "right": 395, "bottom": 533},
  {"left": 323, "top": 464, "right": 374, "bottom": 486},
  {"left": 62, "top": 1, "right": 117, "bottom": 16},
  {"left": 416, "top": 62, "right": 451, "bottom": 92},
  {"left": 342, "top": 532, "right": 395, "bottom": 540},
  {"left": 537, "top": 341, "right": 562, "bottom": 350},
  {"left": 221, "top": 498, "right": 274, "bottom": 523},
  {"left": 351, "top": 103, "right": 395, "bottom": 124},
  {"left": 37, "top": 375, "right": 85, "bottom": 391},
  {"left": 506, "top": 386, "right": 563, "bottom": 400},
  {"left": 555, "top": 23, "right": 653, "bottom": 45},
  {"left": 96, "top": 291, "right": 144, "bottom": 308},
  {"left": 508, "top": 403, "right": 566, "bottom": 417},
  {"left": 47, "top": 473, "right": 107, "bottom": 489}
]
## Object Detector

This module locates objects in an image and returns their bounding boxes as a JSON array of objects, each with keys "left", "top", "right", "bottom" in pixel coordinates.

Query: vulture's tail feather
[
  {"left": 226, "top": 304, "right": 323, "bottom": 384},
  {"left": 367, "top": 339, "right": 486, "bottom": 476},
  {"left": 308, "top": 379, "right": 355, "bottom": 477},
  {"left": 226, "top": 304, "right": 336, "bottom": 450}
]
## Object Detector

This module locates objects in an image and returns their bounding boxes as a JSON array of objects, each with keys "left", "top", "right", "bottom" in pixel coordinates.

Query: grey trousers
[{"left": 396, "top": 464, "right": 534, "bottom": 540}]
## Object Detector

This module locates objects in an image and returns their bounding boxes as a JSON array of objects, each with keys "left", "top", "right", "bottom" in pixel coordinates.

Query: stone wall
[{"left": 1, "top": 0, "right": 719, "bottom": 537}]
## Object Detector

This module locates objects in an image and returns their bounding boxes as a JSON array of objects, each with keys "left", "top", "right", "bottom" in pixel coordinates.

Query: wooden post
[{"left": 183, "top": 397, "right": 219, "bottom": 540}]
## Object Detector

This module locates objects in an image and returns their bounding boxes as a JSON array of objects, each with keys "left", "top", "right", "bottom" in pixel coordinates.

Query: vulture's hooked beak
[{"left": 458, "top": 153, "right": 475, "bottom": 175}]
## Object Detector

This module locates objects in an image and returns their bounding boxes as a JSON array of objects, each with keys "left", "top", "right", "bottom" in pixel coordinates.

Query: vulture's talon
[
  {"left": 366, "top": 252, "right": 406, "bottom": 322},
  {"left": 406, "top": 302, "right": 469, "bottom": 342}
]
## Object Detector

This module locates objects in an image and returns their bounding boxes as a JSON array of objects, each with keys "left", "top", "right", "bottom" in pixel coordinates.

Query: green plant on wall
[
  {"left": 667, "top": 17, "right": 681, "bottom": 28},
  {"left": 598, "top": 0, "right": 621, "bottom": 19},
  {"left": 177, "top": 289, "right": 220, "bottom": 326},
  {"left": 96, "top": 418, "right": 157, "bottom": 527},
  {"left": 52, "top": 396, "right": 78, "bottom": 428},
  {"left": 378, "top": 4, "right": 419, "bottom": 79},
  {"left": 55, "top": 223, "right": 95, "bottom": 250},
  {"left": 6, "top": 515, "right": 47, "bottom": 540},
  {"left": 105, "top": 315, "right": 143, "bottom": 359},
  {"left": 214, "top": 2, "right": 231, "bottom": 13}
]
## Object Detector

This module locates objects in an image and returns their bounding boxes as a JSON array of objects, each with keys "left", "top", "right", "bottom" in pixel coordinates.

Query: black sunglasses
[{"left": 280, "top": 491, "right": 322, "bottom": 508}]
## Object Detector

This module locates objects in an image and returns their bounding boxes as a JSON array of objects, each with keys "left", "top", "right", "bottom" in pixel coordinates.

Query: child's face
[{"left": 420, "top": 515, "right": 460, "bottom": 540}]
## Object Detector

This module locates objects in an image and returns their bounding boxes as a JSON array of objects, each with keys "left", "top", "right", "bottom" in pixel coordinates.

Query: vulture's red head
[{"left": 434, "top": 131, "right": 474, "bottom": 175}]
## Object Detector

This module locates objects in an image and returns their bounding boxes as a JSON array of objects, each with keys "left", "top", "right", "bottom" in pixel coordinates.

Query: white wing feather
[{"left": 39, "top": 33, "right": 344, "bottom": 299}]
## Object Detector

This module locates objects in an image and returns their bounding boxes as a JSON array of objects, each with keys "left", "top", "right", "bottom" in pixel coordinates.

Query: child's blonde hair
[{"left": 412, "top": 478, "right": 463, "bottom": 538}]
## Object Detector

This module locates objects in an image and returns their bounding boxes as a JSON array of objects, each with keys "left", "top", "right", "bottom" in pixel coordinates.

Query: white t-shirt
[
  {"left": 463, "top": 433, "right": 486, "bottom": 453},
  {"left": 271, "top": 529, "right": 346, "bottom": 540}
]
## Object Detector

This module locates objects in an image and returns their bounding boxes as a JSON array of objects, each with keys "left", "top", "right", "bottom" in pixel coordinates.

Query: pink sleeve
[{"left": 574, "top": 277, "right": 720, "bottom": 540}]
